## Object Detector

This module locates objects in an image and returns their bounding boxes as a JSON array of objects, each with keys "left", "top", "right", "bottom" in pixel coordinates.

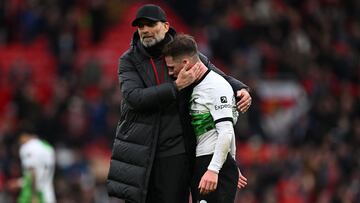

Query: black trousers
[
  {"left": 145, "top": 153, "right": 191, "bottom": 203},
  {"left": 191, "top": 154, "right": 238, "bottom": 203}
]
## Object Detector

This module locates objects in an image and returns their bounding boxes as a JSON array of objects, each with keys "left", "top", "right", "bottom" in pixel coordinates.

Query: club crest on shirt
[{"left": 220, "top": 96, "right": 227, "bottom": 103}]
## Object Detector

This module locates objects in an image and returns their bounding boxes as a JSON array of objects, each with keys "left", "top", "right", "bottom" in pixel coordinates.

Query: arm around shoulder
[{"left": 118, "top": 54, "right": 178, "bottom": 111}]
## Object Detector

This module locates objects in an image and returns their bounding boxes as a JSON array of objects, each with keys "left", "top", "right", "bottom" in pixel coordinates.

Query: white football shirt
[
  {"left": 19, "top": 138, "right": 56, "bottom": 203},
  {"left": 190, "top": 70, "right": 238, "bottom": 173}
]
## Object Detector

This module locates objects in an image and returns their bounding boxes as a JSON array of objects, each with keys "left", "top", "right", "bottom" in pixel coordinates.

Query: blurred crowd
[{"left": 0, "top": 0, "right": 360, "bottom": 202}]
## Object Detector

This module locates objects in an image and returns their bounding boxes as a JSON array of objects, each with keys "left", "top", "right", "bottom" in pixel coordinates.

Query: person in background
[
  {"left": 107, "top": 4, "right": 251, "bottom": 203},
  {"left": 8, "top": 129, "right": 56, "bottom": 203},
  {"left": 163, "top": 34, "right": 247, "bottom": 203}
]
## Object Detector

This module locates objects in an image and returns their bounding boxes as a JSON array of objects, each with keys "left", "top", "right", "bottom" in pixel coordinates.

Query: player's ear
[{"left": 182, "top": 59, "right": 190, "bottom": 70}]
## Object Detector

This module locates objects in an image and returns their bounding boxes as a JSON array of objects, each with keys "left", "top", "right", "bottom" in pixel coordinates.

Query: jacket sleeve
[
  {"left": 118, "top": 54, "right": 178, "bottom": 111},
  {"left": 199, "top": 53, "right": 250, "bottom": 92}
]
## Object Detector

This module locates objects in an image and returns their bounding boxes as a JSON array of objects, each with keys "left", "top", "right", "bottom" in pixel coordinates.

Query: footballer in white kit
[
  {"left": 189, "top": 69, "right": 239, "bottom": 203},
  {"left": 190, "top": 69, "right": 238, "bottom": 163},
  {"left": 19, "top": 137, "right": 56, "bottom": 203},
  {"left": 163, "top": 34, "right": 248, "bottom": 203}
]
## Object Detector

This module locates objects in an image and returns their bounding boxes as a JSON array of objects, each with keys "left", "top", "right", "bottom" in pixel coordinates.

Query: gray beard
[
  {"left": 141, "top": 38, "right": 157, "bottom": 47},
  {"left": 141, "top": 35, "right": 165, "bottom": 47}
]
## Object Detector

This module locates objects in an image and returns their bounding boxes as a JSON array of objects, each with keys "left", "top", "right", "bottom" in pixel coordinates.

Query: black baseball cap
[{"left": 131, "top": 4, "right": 167, "bottom": 27}]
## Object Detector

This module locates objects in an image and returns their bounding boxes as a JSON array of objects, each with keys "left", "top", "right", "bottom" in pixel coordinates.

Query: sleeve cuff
[{"left": 207, "top": 165, "right": 220, "bottom": 174}]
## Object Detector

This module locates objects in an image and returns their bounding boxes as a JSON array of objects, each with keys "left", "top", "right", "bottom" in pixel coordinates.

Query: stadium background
[{"left": 0, "top": 0, "right": 359, "bottom": 202}]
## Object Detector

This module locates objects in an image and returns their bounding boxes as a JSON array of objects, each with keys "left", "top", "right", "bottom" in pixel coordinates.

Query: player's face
[
  {"left": 165, "top": 56, "right": 185, "bottom": 78},
  {"left": 137, "top": 19, "right": 169, "bottom": 47}
]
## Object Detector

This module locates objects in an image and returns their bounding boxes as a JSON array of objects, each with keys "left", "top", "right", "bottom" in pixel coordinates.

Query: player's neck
[{"left": 196, "top": 62, "right": 208, "bottom": 81}]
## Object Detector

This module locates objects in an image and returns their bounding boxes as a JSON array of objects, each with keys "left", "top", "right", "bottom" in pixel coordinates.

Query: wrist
[
  {"left": 207, "top": 168, "right": 219, "bottom": 174},
  {"left": 238, "top": 87, "right": 250, "bottom": 93}
]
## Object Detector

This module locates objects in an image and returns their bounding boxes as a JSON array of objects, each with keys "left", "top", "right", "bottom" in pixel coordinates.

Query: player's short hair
[{"left": 163, "top": 34, "right": 198, "bottom": 60}]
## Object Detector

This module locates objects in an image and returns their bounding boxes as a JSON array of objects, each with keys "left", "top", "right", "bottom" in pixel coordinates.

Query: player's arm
[
  {"left": 198, "top": 87, "right": 235, "bottom": 194},
  {"left": 198, "top": 121, "right": 234, "bottom": 195}
]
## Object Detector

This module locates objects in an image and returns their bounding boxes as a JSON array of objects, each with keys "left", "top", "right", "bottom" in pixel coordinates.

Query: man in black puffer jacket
[{"left": 107, "top": 4, "right": 252, "bottom": 203}]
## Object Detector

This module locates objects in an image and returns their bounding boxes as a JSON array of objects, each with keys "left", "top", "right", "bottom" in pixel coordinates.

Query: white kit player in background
[{"left": 15, "top": 131, "right": 56, "bottom": 203}]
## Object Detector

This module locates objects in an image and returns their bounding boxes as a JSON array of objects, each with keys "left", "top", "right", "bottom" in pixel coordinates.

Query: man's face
[
  {"left": 165, "top": 56, "right": 185, "bottom": 78},
  {"left": 137, "top": 19, "right": 169, "bottom": 47}
]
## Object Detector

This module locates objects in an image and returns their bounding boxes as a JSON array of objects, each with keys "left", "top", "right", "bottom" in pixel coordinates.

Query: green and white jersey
[
  {"left": 190, "top": 69, "right": 238, "bottom": 173},
  {"left": 19, "top": 138, "right": 56, "bottom": 203}
]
